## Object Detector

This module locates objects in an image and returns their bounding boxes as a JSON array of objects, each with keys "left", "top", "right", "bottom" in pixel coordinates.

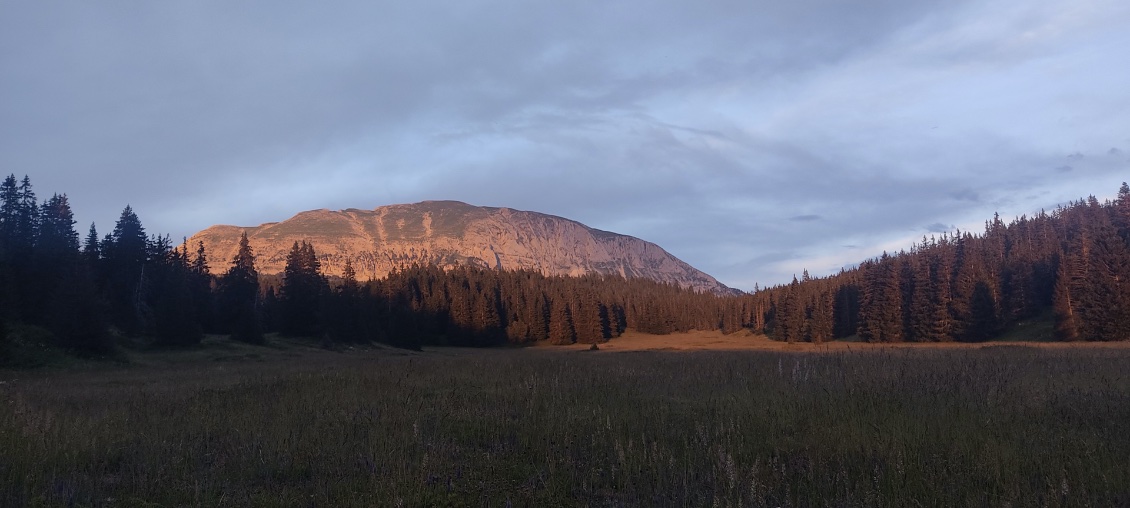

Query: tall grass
[{"left": 2, "top": 345, "right": 1128, "bottom": 506}]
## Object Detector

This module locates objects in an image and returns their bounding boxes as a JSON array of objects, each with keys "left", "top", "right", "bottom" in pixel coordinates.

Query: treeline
[
  {"left": 5, "top": 174, "right": 1130, "bottom": 360},
  {"left": 749, "top": 183, "right": 1130, "bottom": 343},
  {"left": 0, "top": 175, "right": 735, "bottom": 359}
]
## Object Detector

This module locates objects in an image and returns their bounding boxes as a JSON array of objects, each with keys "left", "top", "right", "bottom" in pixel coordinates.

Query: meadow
[{"left": 2, "top": 334, "right": 1129, "bottom": 506}]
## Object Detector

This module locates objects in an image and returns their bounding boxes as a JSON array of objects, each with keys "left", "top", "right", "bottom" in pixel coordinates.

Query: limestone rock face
[{"left": 189, "top": 200, "right": 734, "bottom": 294}]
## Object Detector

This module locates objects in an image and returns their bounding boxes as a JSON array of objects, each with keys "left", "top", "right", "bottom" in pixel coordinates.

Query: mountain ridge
[{"left": 189, "top": 200, "right": 736, "bottom": 294}]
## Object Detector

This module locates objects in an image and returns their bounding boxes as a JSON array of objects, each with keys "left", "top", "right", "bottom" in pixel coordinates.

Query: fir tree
[
  {"left": 83, "top": 223, "right": 101, "bottom": 268},
  {"left": 104, "top": 205, "right": 149, "bottom": 333},
  {"left": 280, "top": 241, "right": 326, "bottom": 337},
  {"left": 189, "top": 241, "right": 215, "bottom": 332},
  {"left": 548, "top": 297, "right": 576, "bottom": 345},
  {"left": 220, "top": 232, "right": 262, "bottom": 343},
  {"left": 1053, "top": 254, "right": 1080, "bottom": 341},
  {"left": 148, "top": 237, "right": 201, "bottom": 346},
  {"left": 858, "top": 253, "right": 903, "bottom": 342}
]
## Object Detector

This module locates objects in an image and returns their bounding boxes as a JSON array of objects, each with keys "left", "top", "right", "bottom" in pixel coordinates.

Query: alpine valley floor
[{"left": 3, "top": 332, "right": 1129, "bottom": 506}]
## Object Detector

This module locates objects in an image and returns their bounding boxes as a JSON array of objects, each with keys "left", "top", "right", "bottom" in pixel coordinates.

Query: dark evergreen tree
[
  {"left": 1053, "top": 253, "right": 1081, "bottom": 341},
  {"left": 858, "top": 253, "right": 903, "bottom": 342},
  {"left": 807, "top": 291, "right": 834, "bottom": 344},
  {"left": 548, "top": 297, "right": 576, "bottom": 345},
  {"left": 776, "top": 276, "right": 805, "bottom": 343},
  {"left": 1115, "top": 182, "right": 1130, "bottom": 242},
  {"left": 29, "top": 194, "right": 80, "bottom": 323},
  {"left": 280, "top": 241, "right": 327, "bottom": 336},
  {"left": 47, "top": 260, "right": 111, "bottom": 354},
  {"left": 103, "top": 205, "right": 149, "bottom": 333},
  {"left": 965, "top": 281, "right": 999, "bottom": 342},
  {"left": 472, "top": 286, "right": 503, "bottom": 345},
  {"left": 0, "top": 175, "right": 20, "bottom": 254},
  {"left": 832, "top": 283, "right": 861, "bottom": 338},
  {"left": 325, "top": 258, "right": 367, "bottom": 343},
  {"left": 529, "top": 292, "right": 550, "bottom": 341},
  {"left": 189, "top": 241, "right": 215, "bottom": 332},
  {"left": 903, "top": 254, "right": 933, "bottom": 342},
  {"left": 0, "top": 175, "right": 39, "bottom": 321},
  {"left": 572, "top": 286, "right": 606, "bottom": 344},
  {"left": 219, "top": 233, "right": 262, "bottom": 343},
  {"left": 929, "top": 248, "right": 956, "bottom": 342},
  {"left": 83, "top": 223, "right": 100, "bottom": 267},
  {"left": 145, "top": 236, "right": 202, "bottom": 346}
]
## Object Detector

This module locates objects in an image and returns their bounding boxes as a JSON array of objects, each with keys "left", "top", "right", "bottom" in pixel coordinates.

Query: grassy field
[{"left": 2, "top": 334, "right": 1129, "bottom": 506}]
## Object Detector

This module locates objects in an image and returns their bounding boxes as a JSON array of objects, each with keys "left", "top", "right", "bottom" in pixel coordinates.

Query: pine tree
[
  {"left": 1076, "top": 206, "right": 1130, "bottom": 340},
  {"left": 832, "top": 284, "right": 861, "bottom": 338},
  {"left": 0, "top": 175, "right": 39, "bottom": 321},
  {"left": 189, "top": 241, "right": 215, "bottom": 332},
  {"left": 929, "top": 249, "right": 955, "bottom": 342},
  {"left": 0, "top": 175, "right": 20, "bottom": 255},
  {"left": 37, "top": 194, "right": 79, "bottom": 255},
  {"left": 280, "top": 241, "right": 326, "bottom": 337},
  {"left": 83, "top": 223, "right": 101, "bottom": 268},
  {"left": 148, "top": 237, "right": 202, "bottom": 346},
  {"left": 220, "top": 232, "right": 261, "bottom": 343},
  {"left": 777, "top": 276, "right": 805, "bottom": 343},
  {"left": 529, "top": 292, "right": 550, "bottom": 341},
  {"left": 16, "top": 176, "right": 37, "bottom": 244},
  {"left": 548, "top": 297, "right": 576, "bottom": 345},
  {"left": 1115, "top": 182, "right": 1130, "bottom": 242},
  {"left": 807, "top": 291, "right": 834, "bottom": 343},
  {"left": 858, "top": 253, "right": 903, "bottom": 342},
  {"left": 104, "top": 205, "right": 149, "bottom": 333},
  {"left": 904, "top": 255, "right": 934, "bottom": 342},
  {"left": 48, "top": 260, "right": 111, "bottom": 353},
  {"left": 341, "top": 258, "right": 359, "bottom": 297},
  {"left": 966, "top": 281, "right": 999, "bottom": 342},
  {"left": 472, "top": 288, "right": 503, "bottom": 345},
  {"left": 572, "top": 287, "right": 606, "bottom": 344},
  {"left": 33, "top": 193, "right": 110, "bottom": 350},
  {"left": 1053, "top": 254, "right": 1080, "bottom": 341}
]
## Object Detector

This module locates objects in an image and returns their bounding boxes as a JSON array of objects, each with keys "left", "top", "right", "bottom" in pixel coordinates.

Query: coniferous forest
[{"left": 3, "top": 174, "right": 1130, "bottom": 364}]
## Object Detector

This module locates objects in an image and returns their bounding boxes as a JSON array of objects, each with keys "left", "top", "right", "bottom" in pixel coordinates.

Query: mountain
[{"left": 188, "top": 200, "right": 736, "bottom": 294}]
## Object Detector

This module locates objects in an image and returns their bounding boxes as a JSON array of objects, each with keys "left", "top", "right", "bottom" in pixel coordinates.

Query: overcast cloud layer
[{"left": 3, "top": 1, "right": 1128, "bottom": 290}]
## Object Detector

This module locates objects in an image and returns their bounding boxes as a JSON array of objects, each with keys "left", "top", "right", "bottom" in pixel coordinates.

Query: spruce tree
[
  {"left": 1053, "top": 254, "right": 1081, "bottom": 341},
  {"left": 858, "top": 253, "right": 903, "bottom": 342},
  {"left": 220, "top": 232, "right": 262, "bottom": 343},
  {"left": 83, "top": 223, "right": 101, "bottom": 268},
  {"left": 280, "top": 241, "right": 326, "bottom": 336},
  {"left": 148, "top": 237, "right": 202, "bottom": 346},
  {"left": 572, "top": 287, "right": 606, "bottom": 344},
  {"left": 104, "top": 205, "right": 149, "bottom": 333},
  {"left": 529, "top": 292, "right": 550, "bottom": 341},
  {"left": 0, "top": 175, "right": 20, "bottom": 254},
  {"left": 548, "top": 297, "right": 576, "bottom": 345},
  {"left": 189, "top": 241, "right": 215, "bottom": 332},
  {"left": 777, "top": 276, "right": 805, "bottom": 343},
  {"left": 1116, "top": 182, "right": 1130, "bottom": 242},
  {"left": 807, "top": 291, "right": 834, "bottom": 343}
]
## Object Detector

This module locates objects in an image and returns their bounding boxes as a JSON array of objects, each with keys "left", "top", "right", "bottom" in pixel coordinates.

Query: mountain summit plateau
[{"left": 189, "top": 200, "right": 734, "bottom": 294}]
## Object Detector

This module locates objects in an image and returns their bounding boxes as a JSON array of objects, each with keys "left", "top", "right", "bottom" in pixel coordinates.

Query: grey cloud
[
  {"left": 2, "top": 0, "right": 1128, "bottom": 290},
  {"left": 949, "top": 189, "right": 981, "bottom": 202}
]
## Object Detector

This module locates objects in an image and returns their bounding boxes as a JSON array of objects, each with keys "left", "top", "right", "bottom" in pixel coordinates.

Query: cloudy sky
[{"left": 2, "top": 1, "right": 1128, "bottom": 290}]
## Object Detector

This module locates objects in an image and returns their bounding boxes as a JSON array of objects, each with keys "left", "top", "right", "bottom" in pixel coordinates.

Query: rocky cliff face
[{"left": 189, "top": 200, "right": 734, "bottom": 294}]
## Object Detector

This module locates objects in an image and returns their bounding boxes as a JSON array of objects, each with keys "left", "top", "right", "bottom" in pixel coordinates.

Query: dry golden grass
[{"left": 537, "top": 329, "right": 1130, "bottom": 353}]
